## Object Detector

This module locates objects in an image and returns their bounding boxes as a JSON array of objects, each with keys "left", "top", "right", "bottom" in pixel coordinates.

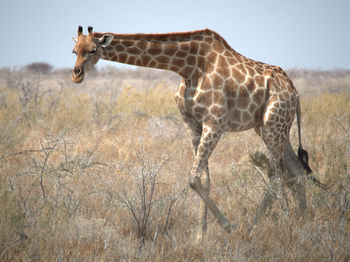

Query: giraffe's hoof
[
  {"left": 189, "top": 176, "right": 202, "bottom": 191},
  {"left": 230, "top": 223, "right": 238, "bottom": 231},
  {"left": 223, "top": 222, "right": 237, "bottom": 234}
]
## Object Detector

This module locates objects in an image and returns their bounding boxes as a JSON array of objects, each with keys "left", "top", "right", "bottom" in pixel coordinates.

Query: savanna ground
[{"left": 0, "top": 65, "right": 349, "bottom": 261}]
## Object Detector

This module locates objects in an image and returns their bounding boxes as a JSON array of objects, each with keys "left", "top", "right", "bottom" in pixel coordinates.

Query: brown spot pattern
[{"left": 232, "top": 68, "right": 245, "bottom": 83}]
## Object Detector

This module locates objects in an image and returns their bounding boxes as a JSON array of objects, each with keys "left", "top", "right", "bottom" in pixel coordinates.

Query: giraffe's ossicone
[{"left": 72, "top": 26, "right": 321, "bottom": 239}]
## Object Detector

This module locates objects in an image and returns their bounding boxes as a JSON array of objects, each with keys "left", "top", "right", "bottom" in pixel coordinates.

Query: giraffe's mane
[
  {"left": 93, "top": 28, "right": 233, "bottom": 50},
  {"left": 93, "top": 28, "right": 210, "bottom": 40}
]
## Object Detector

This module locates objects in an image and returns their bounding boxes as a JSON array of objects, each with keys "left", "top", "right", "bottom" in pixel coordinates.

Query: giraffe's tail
[
  {"left": 296, "top": 95, "right": 328, "bottom": 189},
  {"left": 296, "top": 95, "right": 312, "bottom": 173}
]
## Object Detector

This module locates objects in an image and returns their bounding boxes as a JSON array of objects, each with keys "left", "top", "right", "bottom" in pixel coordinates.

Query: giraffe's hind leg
[
  {"left": 254, "top": 131, "right": 308, "bottom": 223},
  {"left": 253, "top": 96, "right": 292, "bottom": 222},
  {"left": 254, "top": 132, "right": 286, "bottom": 222},
  {"left": 284, "top": 140, "right": 307, "bottom": 213},
  {"left": 254, "top": 92, "right": 308, "bottom": 222}
]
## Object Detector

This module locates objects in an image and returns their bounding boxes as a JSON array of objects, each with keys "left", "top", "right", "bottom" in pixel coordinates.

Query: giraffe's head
[{"left": 72, "top": 26, "right": 114, "bottom": 83}]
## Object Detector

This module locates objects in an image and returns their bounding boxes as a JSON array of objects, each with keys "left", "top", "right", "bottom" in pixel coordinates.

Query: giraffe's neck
[{"left": 93, "top": 30, "right": 216, "bottom": 79}]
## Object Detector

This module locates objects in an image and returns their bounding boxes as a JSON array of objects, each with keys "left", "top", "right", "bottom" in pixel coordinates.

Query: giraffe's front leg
[
  {"left": 189, "top": 174, "right": 233, "bottom": 235},
  {"left": 188, "top": 160, "right": 210, "bottom": 240},
  {"left": 188, "top": 126, "right": 233, "bottom": 238},
  {"left": 182, "top": 117, "right": 211, "bottom": 239}
]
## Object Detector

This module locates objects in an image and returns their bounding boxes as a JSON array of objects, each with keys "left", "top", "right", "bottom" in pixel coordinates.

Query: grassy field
[{"left": 0, "top": 66, "right": 349, "bottom": 261}]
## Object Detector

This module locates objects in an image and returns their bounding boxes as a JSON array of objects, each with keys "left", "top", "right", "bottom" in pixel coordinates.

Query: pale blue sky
[{"left": 1, "top": 0, "right": 349, "bottom": 70}]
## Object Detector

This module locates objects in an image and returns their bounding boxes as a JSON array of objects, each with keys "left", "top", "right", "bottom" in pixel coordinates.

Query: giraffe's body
[{"left": 72, "top": 27, "right": 314, "bottom": 239}]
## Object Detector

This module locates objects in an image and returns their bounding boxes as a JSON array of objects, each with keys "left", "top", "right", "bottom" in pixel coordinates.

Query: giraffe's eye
[{"left": 89, "top": 48, "right": 97, "bottom": 54}]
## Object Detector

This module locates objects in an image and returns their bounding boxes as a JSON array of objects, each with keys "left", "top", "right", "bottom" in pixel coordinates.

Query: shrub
[{"left": 24, "top": 62, "right": 53, "bottom": 74}]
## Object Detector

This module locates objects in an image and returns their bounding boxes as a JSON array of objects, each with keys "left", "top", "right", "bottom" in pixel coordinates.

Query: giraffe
[{"left": 72, "top": 26, "right": 317, "bottom": 239}]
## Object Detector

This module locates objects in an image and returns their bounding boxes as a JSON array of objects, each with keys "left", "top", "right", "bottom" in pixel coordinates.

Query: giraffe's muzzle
[{"left": 72, "top": 67, "right": 84, "bottom": 83}]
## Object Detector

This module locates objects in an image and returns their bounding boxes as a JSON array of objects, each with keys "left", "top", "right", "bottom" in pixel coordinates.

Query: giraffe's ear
[
  {"left": 98, "top": 34, "right": 114, "bottom": 47},
  {"left": 72, "top": 37, "right": 78, "bottom": 43}
]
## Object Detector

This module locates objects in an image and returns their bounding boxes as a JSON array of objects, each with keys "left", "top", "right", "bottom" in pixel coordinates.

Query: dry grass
[{"left": 0, "top": 67, "right": 349, "bottom": 261}]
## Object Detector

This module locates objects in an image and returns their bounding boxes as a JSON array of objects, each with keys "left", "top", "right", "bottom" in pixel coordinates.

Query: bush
[{"left": 24, "top": 62, "right": 53, "bottom": 74}]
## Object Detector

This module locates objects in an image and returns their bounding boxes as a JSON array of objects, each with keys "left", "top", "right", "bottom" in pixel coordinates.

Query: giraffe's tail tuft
[
  {"left": 297, "top": 146, "right": 312, "bottom": 174},
  {"left": 298, "top": 146, "right": 328, "bottom": 189},
  {"left": 296, "top": 95, "right": 312, "bottom": 175}
]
